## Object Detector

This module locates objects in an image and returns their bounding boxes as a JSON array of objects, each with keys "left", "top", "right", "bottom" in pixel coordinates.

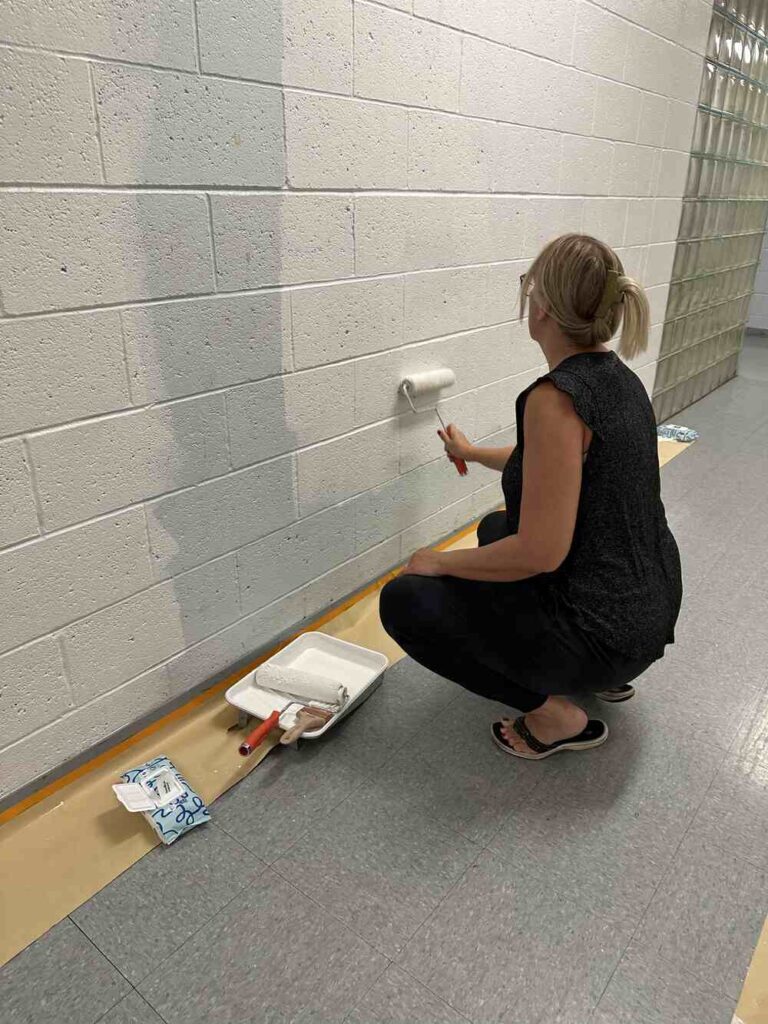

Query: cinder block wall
[
  {"left": 0, "top": 0, "right": 712, "bottom": 799},
  {"left": 749, "top": 236, "right": 768, "bottom": 331}
]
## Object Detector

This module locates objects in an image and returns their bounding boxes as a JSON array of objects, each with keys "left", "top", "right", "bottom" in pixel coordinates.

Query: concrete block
[
  {"left": 197, "top": 0, "right": 352, "bottom": 94},
  {"left": 0, "top": 638, "right": 72, "bottom": 748},
  {"left": 644, "top": 241, "right": 677, "bottom": 288},
  {"left": 0, "top": 49, "right": 101, "bottom": 183},
  {"left": 623, "top": 29, "right": 675, "bottom": 95},
  {"left": 612, "top": 143, "right": 657, "bottom": 197},
  {"left": 407, "top": 110, "right": 491, "bottom": 192},
  {"left": 286, "top": 93, "right": 407, "bottom": 189},
  {"left": 291, "top": 277, "right": 404, "bottom": 370},
  {"left": 28, "top": 395, "right": 230, "bottom": 531},
  {"left": 354, "top": 324, "right": 519, "bottom": 427},
  {"left": 298, "top": 421, "right": 400, "bottom": 517},
  {"left": 303, "top": 538, "right": 400, "bottom": 619},
  {"left": 638, "top": 92, "right": 670, "bottom": 148},
  {"left": 491, "top": 124, "right": 562, "bottom": 194},
  {"left": 650, "top": 198, "right": 682, "bottom": 243},
  {"left": 474, "top": 366, "right": 542, "bottom": 440},
  {"left": 646, "top": 283, "right": 670, "bottom": 326},
  {"left": 354, "top": 454, "right": 471, "bottom": 551},
  {"left": 238, "top": 503, "right": 356, "bottom": 614},
  {"left": 614, "top": 245, "right": 647, "bottom": 283},
  {"left": 475, "top": 480, "right": 504, "bottom": 519},
  {"left": 405, "top": 265, "right": 488, "bottom": 342},
  {"left": 0, "top": 313, "right": 130, "bottom": 438},
  {"left": 354, "top": 196, "right": 529, "bottom": 276},
  {"left": 354, "top": 2, "right": 461, "bottom": 110},
  {"left": 526, "top": 197, "right": 584, "bottom": 253},
  {"left": 656, "top": 149, "right": 690, "bottom": 198},
  {"left": 399, "top": 390, "right": 476, "bottom": 474},
  {"left": 0, "top": 661, "right": 178, "bottom": 801},
  {"left": 226, "top": 363, "right": 356, "bottom": 469},
  {"left": 666, "top": 99, "right": 697, "bottom": 152},
  {"left": 0, "top": 509, "right": 153, "bottom": 655},
  {"left": 63, "top": 555, "right": 239, "bottom": 701},
  {"left": 408, "top": 112, "right": 561, "bottom": 193},
  {"left": 624, "top": 198, "right": 654, "bottom": 247},
  {"left": 634, "top": 360, "right": 657, "bottom": 397},
  {"left": 582, "top": 199, "right": 629, "bottom": 248},
  {"left": 123, "top": 292, "right": 291, "bottom": 404},
  {"left": 164, "top": 588, "right": 307, "bottom": 694},
  {"left": 0, "top": 192, "right": 213, "bottom": 314},
  {"left": 560, "top": 136, "right": 615, "bottom": 196},
  {"left": 593, "top": 79, "right": 644, "bottom": 144},
  {"left": 94, "top": 65, "right": 284, "bottom": 187},
  {"left": 211, "top": 194, "right": 354, "bottom": 291},
  {"left": 399, "top": 490, "right": 477, "bottom": 558},
  {"left": 145, "top": 455, "right": 296, "bottom": 578},
  {"left": 0, "top": 0, "right": 196, "bottom": 69},
  {"left": 0, "top": 440, "right": 39, "bottom": 549},
  {"left": 414, "top": 0, "right": 576, "bottom": 64},
  {"left": 573, "top": 2, "right": 627, "bottom": 80},
  {"left": 486, "top": 260, "right": 529, "bottom": 326},
  {"left": 461, "top": 39, "right": 596, "bottom": 136},
  {"left": 376, "top": 0, "right": 411, "bottom": 9}
]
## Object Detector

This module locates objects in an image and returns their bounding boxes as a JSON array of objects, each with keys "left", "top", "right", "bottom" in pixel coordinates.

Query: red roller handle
[
  {"left": 239, "top": 710, "right": 280, "bottom": 756},
  {"left": 450, "top": 456, "right": 468, "bottom": 476}
]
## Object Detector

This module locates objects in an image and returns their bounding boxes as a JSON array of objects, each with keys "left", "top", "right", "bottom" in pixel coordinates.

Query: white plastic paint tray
[{"left": 225, "top": 632, "right": 388, "bottom": 740}]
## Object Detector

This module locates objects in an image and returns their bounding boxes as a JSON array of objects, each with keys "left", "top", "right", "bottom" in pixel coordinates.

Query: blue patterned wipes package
[{"left": 118, "top": 755, "right": 210, "bottom": 845}]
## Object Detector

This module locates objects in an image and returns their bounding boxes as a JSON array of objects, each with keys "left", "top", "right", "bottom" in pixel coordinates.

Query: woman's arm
[
  {"left": 405, "top": 384, "right": 585, "bottom": 582},
  {"left": 438, "top": 425, "right": 514, "bottom": 472}
]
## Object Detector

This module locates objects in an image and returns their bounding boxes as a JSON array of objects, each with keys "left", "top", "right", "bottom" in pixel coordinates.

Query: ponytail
[{"left": 617, "top": 277, "right": 650, "bottom": 362}]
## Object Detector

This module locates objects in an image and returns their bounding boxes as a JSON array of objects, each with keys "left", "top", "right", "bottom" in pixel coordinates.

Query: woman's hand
[
  {"left": 437, "top": 423, "right": 473, "bottom": 463},
  {"left": 401, "top": 548, "right": 446, "bottom": 577}
]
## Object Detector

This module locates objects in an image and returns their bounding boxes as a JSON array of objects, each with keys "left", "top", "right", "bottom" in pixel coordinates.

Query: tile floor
[{"left": 4, "top": 338, "right": 768, "bottom": 1024}]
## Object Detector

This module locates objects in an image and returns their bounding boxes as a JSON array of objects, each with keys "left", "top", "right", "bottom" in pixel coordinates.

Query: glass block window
[{"left": 653, "top": 0, "right": 768, "bottom": 421}]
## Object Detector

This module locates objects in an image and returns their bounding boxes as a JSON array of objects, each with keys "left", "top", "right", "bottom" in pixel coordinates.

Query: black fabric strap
[{"left": 512, "top": 716, "right": 552, "bottom": 754}]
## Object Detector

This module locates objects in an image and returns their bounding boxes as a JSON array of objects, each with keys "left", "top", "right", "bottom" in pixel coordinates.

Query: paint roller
[
  {"left": 400, "top": 369, "right": 469, "bottom": 476},
  {"left": 254, "top": 664, "right": 348, "bottom": 707}
]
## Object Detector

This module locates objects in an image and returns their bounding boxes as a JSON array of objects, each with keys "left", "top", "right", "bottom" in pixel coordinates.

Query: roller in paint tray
[
  {"left": 400, "top": 368, "right": 468, "bottom": 476},
  {"left": 225, "top": 632, "right": 389, "bottom": 754}
]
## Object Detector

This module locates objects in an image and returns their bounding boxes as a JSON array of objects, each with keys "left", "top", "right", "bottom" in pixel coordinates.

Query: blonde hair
[{"left": 519, "top": 234, "right": 650, "bottom": 362}]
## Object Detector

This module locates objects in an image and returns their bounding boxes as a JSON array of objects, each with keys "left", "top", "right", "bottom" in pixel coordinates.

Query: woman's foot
[{"left": 500, "top": 696, "right": 588, "bottom": 755}]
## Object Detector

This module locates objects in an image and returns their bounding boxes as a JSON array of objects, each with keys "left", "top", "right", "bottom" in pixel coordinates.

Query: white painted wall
[
  {"left": 0, "top": 0, "right": 712, "bottom": 798},
  {"left": 749, "top": 235, "right": 768, "bottom": 331}
]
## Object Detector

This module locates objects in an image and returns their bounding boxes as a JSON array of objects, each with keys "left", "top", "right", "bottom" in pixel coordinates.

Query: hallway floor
[{"left": 4, "top": 341, "right": 768, "bottom": 1024}]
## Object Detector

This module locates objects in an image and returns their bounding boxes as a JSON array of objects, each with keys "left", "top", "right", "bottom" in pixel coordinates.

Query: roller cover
[
  {"left": 255, "top": 664, "right": 348, "bottom": 706},
  {"left": 400, "top": 368, "right": 456, "bottom": 396}
]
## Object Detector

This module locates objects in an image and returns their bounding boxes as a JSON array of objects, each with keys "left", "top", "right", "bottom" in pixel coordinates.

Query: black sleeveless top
[{"left": 502, "top": 351, "right": 682, "bottom": 661}]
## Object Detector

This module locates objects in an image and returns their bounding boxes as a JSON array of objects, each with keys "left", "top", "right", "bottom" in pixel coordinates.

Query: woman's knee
[
  {"left": 380, "top": 574, "right": 448, "bottom": 640},
  {"left": 477, "top": 510, "right": 509, "bottom": 547}
]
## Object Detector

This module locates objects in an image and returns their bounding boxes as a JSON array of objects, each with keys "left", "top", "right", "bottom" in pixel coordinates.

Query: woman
[{"left": 380, "top": 234, "right": 682, "bottom": 760}]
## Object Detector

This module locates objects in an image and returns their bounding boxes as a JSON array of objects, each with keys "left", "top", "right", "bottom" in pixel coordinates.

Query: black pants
[{"left": 380, "top": 511, "right": 653, "bottom": 714}]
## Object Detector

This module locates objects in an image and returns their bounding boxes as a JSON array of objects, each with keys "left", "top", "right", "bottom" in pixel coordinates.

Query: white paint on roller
[
  {"left": 400, "top": 367, "right": 457, "bottom": 398},
  {"left": 254, "top": 662, "right": 348, "bottom": 706}
]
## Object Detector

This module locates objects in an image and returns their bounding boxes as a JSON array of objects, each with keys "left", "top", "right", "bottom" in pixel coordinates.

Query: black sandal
[{"left": 491, "top": 715, "right": 609, "bottom": 760}]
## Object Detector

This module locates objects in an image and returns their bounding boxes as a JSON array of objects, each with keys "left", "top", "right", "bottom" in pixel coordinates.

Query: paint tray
[{"left": 225, "top": 632, "right": 388, "bottom": 739}]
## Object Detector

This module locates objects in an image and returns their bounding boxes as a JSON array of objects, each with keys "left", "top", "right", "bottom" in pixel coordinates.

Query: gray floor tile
[
  {"left": 274, "top": 785, "right": 478, "bottom": 959},
  {"left": 632, "top": 833, "right": 768, "bottom": 999},
  {"left": 411, "top": 688, "right": 561, "bottom": 789},
  {"left": 138, "top": 869, "right": 386, "bottom": 1024},
  {"left": 1, "top": 918, "right": 130, "bottom": 1024},
  {"left": 690, "top": 749, "right": 768, "bottom": 872},
  {"left": 212, "top": 739, "right": 362, "bottom": 863},
  {"left": 592, "top": 946, "right": 735, "bottom": 1024},
  {"left": 399, "top": 850, "right": 636, "bottom": 1024},
  {"left": 729, "top": 688, "right": 768, "bottom": 762},
  {"left": 324, "top": 657, "right": 461, "bottom": 773},
  {"left": 366, "top": 743, "right": 538, "bottom": 846},
  {"left": 98, "top": 991, "right": 165, "bottom": 1024},
  {"left": 72, "top": 823, "right": 264, "bottom": 985},
  {"left": 345, "top": 965, "right": 467, "bottom": 1024},
  {"left": 488, "top": 699, "right": 724, "bottom": 914}
]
